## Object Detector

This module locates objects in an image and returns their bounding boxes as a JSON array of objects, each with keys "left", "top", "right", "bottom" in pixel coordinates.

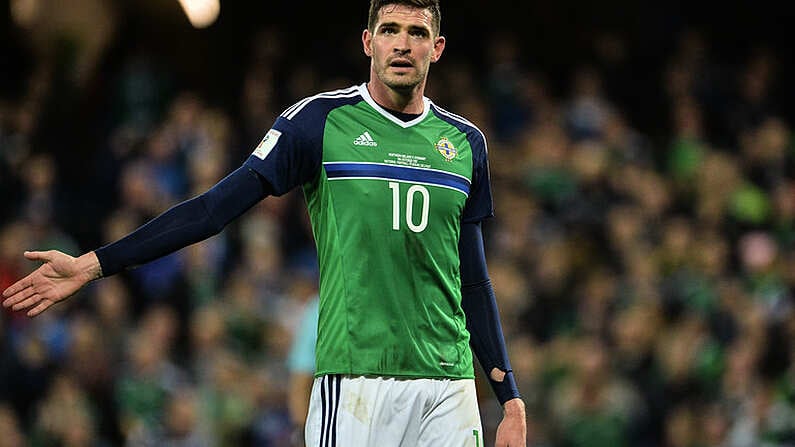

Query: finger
[
  {"left": 2, "top": 284, "right": 37, "bottom": 307},
  {"left": 24, "top": 250, "right": 53, "bottom": 262},
  {"left": 28, "top": 299, "right": 54, "bottom": 317},
  {"left": 2, "top": 274, "right": 35, "bottom": 299},
  {"left": 11, "top": 294, "right": 44, "bottom": 312}
]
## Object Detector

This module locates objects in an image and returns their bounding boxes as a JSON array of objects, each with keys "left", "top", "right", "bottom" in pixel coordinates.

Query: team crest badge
[{"left": 435, "top": 137, "right": 457, "bottom": 161}]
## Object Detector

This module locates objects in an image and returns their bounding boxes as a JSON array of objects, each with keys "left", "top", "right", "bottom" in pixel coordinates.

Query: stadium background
[{"left": 1, "top": 0, "right": 795, "bottom": 445}]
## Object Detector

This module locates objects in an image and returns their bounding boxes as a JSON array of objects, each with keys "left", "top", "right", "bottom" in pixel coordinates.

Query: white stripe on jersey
[
  {"left": 281, "top": 86, "right": 361, "bottom": 120},
  {"left": 431, "top": 103, "right": 489, "bottom": 153},
  {"left": 281, "top": 85, "right": 358, "bottom": 118}
]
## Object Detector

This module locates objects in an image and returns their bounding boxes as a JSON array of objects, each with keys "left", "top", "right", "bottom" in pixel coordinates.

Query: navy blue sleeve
[
  {"left": 462, "top": 130, "right": 494, "bottom": 223},
  {"left": 94, "top": 166, "right": 269, "bottom": 276},
  {"left": 459, "top": 222, "right": 521, "bottom": 405},
  {"left": 243, "top": 89, "right": 369, "bottom": 197},
  {"left": 244, "top": 115, "right": 323, "bottom": 196}
]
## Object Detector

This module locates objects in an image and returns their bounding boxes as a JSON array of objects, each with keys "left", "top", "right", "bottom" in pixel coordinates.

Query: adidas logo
[{"left": 353, "top": 131, "right": 378, "bottom": 147}]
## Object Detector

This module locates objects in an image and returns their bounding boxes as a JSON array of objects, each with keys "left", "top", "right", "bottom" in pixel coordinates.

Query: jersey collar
[{"left": 358, "top": 83, "right": 430, "bottom": 129}]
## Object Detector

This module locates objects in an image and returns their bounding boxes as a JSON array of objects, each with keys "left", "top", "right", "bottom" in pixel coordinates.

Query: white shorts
[{"left": 305, "top": 375, "right": 483, "bottom": 447}]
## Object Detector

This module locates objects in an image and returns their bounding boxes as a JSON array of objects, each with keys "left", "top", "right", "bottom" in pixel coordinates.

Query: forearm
[
  {"left": 459, "top": 222, "right": 521, "bottom": 405},
  {"left": 95, "top": 166, "right": 270, "bottom": 276},
  {"left": 462, "top": 278, "right": 521, "bottom": 404}
]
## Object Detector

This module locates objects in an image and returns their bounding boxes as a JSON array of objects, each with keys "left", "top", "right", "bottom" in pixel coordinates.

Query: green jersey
[{"left": 245, "top": 84, "right": 493, "bottom": 379}]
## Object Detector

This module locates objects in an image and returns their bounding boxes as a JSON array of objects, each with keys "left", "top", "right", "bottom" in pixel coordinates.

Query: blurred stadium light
[{"left": 177, "top": 0, "right": 219, "bottom": 28}]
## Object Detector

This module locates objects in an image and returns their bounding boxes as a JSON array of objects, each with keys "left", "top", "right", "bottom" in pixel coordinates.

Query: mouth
[{"left": 389, "top": 59, "right": 414, "bottom": 69}]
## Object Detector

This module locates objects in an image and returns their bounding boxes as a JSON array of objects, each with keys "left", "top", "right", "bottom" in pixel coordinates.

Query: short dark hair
[{"left": 368, "top": 0, "right": 441, "bottom": 35}]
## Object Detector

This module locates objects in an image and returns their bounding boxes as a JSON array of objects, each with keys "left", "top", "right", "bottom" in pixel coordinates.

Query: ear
[
  {"left": 362, "top": 29, "right": 373, "bottom": 57},
  {"left": 431, "top": 35, "right": 446, "bottom": 63}
]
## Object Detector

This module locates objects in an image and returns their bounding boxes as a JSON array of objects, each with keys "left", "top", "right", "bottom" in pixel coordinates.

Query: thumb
[{"left": 24, "top": 250, "right": 53, "bottom": 262}]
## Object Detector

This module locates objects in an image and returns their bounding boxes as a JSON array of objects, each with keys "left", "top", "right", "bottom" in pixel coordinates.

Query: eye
[
  {"left": 409, "top": 28, "right": 429, "bottom": 38},
  {"left": 380, "top": 26, "right": 397, "bottom": 35}
]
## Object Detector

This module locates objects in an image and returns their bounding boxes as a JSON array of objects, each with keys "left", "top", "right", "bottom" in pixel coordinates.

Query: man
[{"left": 2, "top": 0, "right": 527, "bottom": 445}]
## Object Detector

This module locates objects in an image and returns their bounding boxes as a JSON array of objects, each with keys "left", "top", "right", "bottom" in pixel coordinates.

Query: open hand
[{"left": 2, "top": 250, "right": 101, "bottom": 317}]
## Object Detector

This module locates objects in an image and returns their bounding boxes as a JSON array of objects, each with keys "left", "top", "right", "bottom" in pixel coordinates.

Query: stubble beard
[
  {"left": 384, "top": 75, "right": 421, "bottom": 94},
  {"left": 376, "top": 61, "right": 428, "bottom": 94}
]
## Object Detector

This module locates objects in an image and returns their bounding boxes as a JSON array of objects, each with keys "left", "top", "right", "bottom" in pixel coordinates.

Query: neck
[{"left": 367, "top": 74, "right": 426, "bottom": 114}]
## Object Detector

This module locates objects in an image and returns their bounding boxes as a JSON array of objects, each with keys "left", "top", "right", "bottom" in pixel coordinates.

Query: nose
[{"left": 393, "top": 32, "right": 410, "bottom": 54}]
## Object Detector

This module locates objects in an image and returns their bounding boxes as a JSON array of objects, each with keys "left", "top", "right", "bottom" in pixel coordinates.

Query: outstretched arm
[
  {"left": 2, "top": 165, "right": 270, "bottom": 316},
  {"left": 459, "top": 221, "right": 526, "bottom": 447}
]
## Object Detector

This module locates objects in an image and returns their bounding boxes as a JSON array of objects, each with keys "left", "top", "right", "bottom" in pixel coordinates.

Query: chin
[{"left": 383, "top": 76, "right": 422, "bottom": 91}]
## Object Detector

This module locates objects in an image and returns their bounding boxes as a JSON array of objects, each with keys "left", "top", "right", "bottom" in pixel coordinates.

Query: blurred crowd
[{"left": 2, "top": 4, "right": 795, "bottom": 447}]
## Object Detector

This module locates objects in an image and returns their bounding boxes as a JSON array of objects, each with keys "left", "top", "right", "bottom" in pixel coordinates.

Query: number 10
[{"left": 389, "top": 182, "right": 429, "bottom": 233}]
